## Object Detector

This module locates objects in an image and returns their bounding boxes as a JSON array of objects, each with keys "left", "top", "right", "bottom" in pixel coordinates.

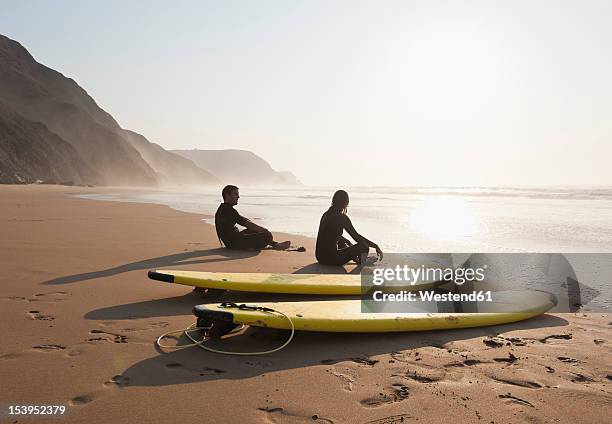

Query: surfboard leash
[{"left": 156, "top": 304, "right": 295, "bottom": 355}]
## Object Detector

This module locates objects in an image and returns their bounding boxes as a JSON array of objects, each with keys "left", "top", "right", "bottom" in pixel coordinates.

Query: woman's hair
[{"left": 331, "top": 190, "right": 349, "bottom": 214}]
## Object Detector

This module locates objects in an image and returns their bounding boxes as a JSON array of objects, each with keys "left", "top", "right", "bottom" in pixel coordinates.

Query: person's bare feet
[{"left": 273, "top": 240, "right": 291, "bottom": 250}]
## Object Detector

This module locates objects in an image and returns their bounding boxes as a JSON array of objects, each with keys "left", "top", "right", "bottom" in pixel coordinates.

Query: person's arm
[
  {"left": 342, "top": 215, "right": 384, "bottom": 259},
  {"left": 338, "top": 235, "right": 352, "bottom": 247},
  {"left": 243, "top": 220, "right": 268, "bottom": 232},
  {"left": 235, "top": 210, "right": 268, "bottom": 232}
]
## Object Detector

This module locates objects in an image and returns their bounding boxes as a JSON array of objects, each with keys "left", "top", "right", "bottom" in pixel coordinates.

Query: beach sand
[{"left": 0, "top": 185, "right": 610, "bottom": 423}]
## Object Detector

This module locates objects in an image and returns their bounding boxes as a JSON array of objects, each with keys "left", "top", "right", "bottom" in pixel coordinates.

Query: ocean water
[{"left": 77, "top": 186, "right": 612, "bottom": 253}]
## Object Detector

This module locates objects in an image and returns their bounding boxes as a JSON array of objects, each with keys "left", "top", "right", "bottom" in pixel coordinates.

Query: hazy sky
[{"left": 1, "top": 0, "right": 611, "bottom": 186}]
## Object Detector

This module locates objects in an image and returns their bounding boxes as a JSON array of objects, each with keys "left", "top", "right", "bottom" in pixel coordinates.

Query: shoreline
[
  {"left": 0, "top": 185, "right": 610, "bottom": 423},
  {"left": 71, "top": 185, "right": 319, "bottom": 254},
  {"left": 69, "top": 184, "right": 612, "bottom": 254}
]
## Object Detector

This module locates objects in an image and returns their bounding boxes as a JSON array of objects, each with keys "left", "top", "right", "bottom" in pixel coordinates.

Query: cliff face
[
  {"left": 0, "top": 102, "right": 100, "bottom": 184},
  {"left": 0, "top": 34, "right": 218, "bottom": 187},
  {"left": 0, "top": 34, "right": 304, "bottom": 188},
  {"left": 122, "top": 130, "right": 220, "bottom": 187},
  {"left": 171, "top": 149, "right": 303, "bottom": 186},
  {"left": 0, "top": 35, "right": 158, "bottom": 186}
]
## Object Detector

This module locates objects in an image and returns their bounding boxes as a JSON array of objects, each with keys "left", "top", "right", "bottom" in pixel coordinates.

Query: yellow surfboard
[
  {"left": 149, "top": 270, "right": 442, "bottom": 295},
  {"left": 193, "top": 290, "right": 557, "bottom": 332},
  {"left": 148, "top": 254, "right": 471, "bottom": 295}
]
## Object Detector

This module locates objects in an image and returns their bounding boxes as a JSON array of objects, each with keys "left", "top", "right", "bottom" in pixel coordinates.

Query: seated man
[{"left": 215, "top": 185, "right": 291, "bottom": 250}]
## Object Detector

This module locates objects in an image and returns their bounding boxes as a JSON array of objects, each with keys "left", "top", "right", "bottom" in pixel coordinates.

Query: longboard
[
  {"left": 193, "top": 290, "right": 557, "bottom": 332},
  {"left": 149, "top": 254, "right": 472, "bottom": 295},
  {"left": 149, "top": 269, "right": 440, "bottom": 295}
]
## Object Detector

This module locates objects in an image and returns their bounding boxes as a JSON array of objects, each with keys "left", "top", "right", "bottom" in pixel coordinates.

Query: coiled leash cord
[{"left": 156, "top": 303, "right": 295, "bottom": 356}]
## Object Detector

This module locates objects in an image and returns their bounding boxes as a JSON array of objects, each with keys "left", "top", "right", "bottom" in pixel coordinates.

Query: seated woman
[{"left": 315, "top": 190, "right": 383, "bottom": 266}]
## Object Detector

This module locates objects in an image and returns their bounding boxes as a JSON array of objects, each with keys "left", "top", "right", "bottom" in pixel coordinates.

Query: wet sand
[{"left": 0, "top": 185, "right": 610, "bottom": 423}]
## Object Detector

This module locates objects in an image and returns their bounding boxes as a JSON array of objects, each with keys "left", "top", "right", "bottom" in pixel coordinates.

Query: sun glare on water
[{"left": 408, "top": 197, "right": 479, "bottom": 242}]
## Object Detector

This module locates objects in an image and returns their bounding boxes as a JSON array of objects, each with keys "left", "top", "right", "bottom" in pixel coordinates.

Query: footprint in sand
[
  {"left": 540, "top": 333, "right": 573, "bottom": 343},
  {"left": 66, "top": 348, "right": 84, "bottom": 357},
  {"left": 70, "top": 374, "right": 132, "bottom": 406},
  {"left": 493, "top": 353, "right": 518, "bottom": 364},
  {"left": 500, "top": 336, "right": 529, "bottom": 346},
  {"left": 570, "top": 373, "right": 595, "bottom": 383},
  {"left": 88, "top": 329, "right": 127, "bottom": 344},
  {"left": 403, "top": 371, "right": 444, "bottom": 384},
  {"left": 351, "top": 357, "right": 379, "bottom": 367},
  {"left": 363, "top": 414, "right": 413, "bottom": 424},
  {"left": 329, "top": 368, "right": 357, "bottom": 391},
  {"left": 32, "top": 291, "right": 69, "bottom": 302},
  {"left": 444, "top": 358, "right": 489, "bottom": 367},
  {"left": 2, "top": 296, "right": 27, "bottom": 301},
  {"left": 32, "top": 344, "right": 66, "bottom": 351},
  {"left": 104, "top": 374, "right": 130, "bottom": 388},
  {"left": 321, "top": 357, "right": 378, "bottom": 366},
  {"left": 483, "top": 337, "right": 505, "bottom": 348},
  {"left": 69, "top": 390, "right": 106, "bottom": 407},
  {"left": 498, "top": 393, "right": 534, "bottom": 407},
  {"left": 490, "top": 376, "right": 542, "bottom": 389},
  {"left": 165, "top": 362, "right": 226, "bottom": 376},
  {"left": 557, "top": 356, "right": 580, "bottom": 363},
  {"left": 70, "top": 394, "right": 95, "bottom": 406},
  {"left": 28, "top": 310, "right": 55, "bottom": 321},
  {"left": 258, "top": 407, "right": 334, "bottom": 423},
  {"left": 360, "top": 384, "right": 410, "bottom": 408}
]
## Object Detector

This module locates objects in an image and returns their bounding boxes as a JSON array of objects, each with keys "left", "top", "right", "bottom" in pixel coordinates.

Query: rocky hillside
[
  {"left": 122, "top": 130, "right": 220, "bottom": 187},
  {"left": 0, "top": 34, "right": 218, "bottom": 187},
  {"left": 171, "top": 149, "right": 302, "bottom": 186},
  {"left": 0, "top": 102, "right": 100, "bottom": 184}
]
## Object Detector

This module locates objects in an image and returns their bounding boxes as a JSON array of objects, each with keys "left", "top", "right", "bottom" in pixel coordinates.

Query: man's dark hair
[{"left": 222, "top": 184, "right": 239, "bottom": 201}]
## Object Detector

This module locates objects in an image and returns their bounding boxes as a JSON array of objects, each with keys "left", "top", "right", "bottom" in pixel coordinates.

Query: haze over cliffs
[
  {"left": 0, "top": 34, "right": 219, "bottom": 186},
  {"left": 0, "top": 102, "right": 100, "bottom": 184},
  {"left": 0, "top": 34, "right": 301, "bottom": 187},
  {"left": 172, "top": 149, "right": 302, "bottom": 186}
]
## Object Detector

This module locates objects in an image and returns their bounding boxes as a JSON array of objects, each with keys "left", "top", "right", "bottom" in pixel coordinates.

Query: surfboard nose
[{"left": 148, "top": 270, "right": 174, "bottom": 283}]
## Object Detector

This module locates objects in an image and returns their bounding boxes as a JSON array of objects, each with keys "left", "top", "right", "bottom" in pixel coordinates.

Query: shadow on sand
[
  {"left": 42, "top": 248, "right": 259, "bottom": 285},
  {"left": 84, "top": 291, "right": 360, "bottom": 320},
  {"left": 116, "top": 313, "right": 569, "bottom": 387},
  {"left": 79, "top": 255, "right": 570, "bottom": 388},
  {"left": 293, "top": 262, "right": 363, "bottom": 275},
  {"left": 84, "top": 261, "right": 360, "bottom": 320}
]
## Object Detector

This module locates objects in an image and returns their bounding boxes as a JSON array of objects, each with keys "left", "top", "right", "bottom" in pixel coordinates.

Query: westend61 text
[{"left": 372, "top": 290, "right": 493, "bottom": 302}]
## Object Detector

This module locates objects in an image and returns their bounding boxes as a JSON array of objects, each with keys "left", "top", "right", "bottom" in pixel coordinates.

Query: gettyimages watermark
[
  {"left": 371, "top": 263, "right": 486, "bottom": 286},
  {"left": 359, "top": 253, "right": 612, "bottom": 314}
]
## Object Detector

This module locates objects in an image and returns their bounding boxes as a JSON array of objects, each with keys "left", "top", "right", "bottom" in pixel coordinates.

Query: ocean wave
[{"left": 343, "top": 186, "right": 612, "bottom": 200}]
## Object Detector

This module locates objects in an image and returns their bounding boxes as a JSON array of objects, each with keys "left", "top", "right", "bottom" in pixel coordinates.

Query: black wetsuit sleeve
[
  {"left": 233, "top": 209, "right": 250, "bottom": 227},
  {"left": 338, "top": 235, "right": 351, "bottom": 247},
  {"left": 342, "top": 215, "right": 378, "bottom": 248}
]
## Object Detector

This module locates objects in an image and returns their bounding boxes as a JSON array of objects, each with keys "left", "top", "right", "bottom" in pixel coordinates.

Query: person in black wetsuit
[
  {"left": 315, "top": 190, "right": 383, "bottom": 266},
  {"left": 215, "top": 185, "right": 291, "bottom": 250}
]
